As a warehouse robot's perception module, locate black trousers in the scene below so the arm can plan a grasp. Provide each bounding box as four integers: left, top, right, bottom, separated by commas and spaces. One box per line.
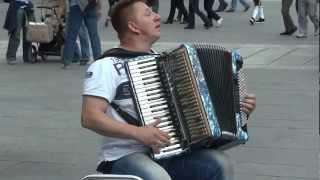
204, 0, 221, 21
167, 0, 188, 22
188, 0, 211, 26
253, 0, 261, 6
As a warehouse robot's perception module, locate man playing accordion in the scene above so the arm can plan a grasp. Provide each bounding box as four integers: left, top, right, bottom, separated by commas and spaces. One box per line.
81, 0, 256, 179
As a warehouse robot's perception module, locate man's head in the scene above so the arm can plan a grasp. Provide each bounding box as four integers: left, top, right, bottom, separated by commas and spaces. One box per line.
110, 0, 161, 43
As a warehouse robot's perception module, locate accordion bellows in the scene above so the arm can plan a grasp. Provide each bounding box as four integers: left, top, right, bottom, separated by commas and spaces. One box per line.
125, 43, 249, 159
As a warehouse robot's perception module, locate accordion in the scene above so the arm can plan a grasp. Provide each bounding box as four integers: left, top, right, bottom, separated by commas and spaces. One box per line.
125, 43, 249, 159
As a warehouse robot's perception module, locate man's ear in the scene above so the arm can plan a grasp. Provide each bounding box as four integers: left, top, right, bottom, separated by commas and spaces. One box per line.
128, 21, 141, 34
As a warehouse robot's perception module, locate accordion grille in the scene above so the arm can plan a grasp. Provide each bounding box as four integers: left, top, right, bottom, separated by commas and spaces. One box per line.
194, 44, 236, 134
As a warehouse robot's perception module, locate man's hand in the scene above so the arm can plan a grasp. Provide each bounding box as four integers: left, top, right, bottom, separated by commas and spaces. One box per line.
241, 93, 256, 115
134, 119, 171, 154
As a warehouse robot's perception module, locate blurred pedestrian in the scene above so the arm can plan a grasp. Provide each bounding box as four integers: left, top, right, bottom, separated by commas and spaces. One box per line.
249, 0, 265, 25
3, 0, 35, 65
147, 0, 159, 12
295, 0, 319, 38
62, 0, 102, 69
185, 0, 212, 29
105, 0, 118, 27
204, 0, 224, 27
164, 0, 188, 24
215, 0, 228, 12
280, 0, 297, 35
226, 0, 250, 12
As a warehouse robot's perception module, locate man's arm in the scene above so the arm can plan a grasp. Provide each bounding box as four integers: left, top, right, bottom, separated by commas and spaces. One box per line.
81, 95, 170, 152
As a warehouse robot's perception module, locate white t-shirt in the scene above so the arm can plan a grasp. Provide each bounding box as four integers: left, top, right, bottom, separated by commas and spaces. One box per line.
83, 56, 149, 162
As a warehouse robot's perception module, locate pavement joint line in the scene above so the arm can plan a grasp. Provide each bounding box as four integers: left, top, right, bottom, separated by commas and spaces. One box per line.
302, 57, 319, 65
266, 47, 300, 66
301, 56, 318, 66
244, 47, 270, 59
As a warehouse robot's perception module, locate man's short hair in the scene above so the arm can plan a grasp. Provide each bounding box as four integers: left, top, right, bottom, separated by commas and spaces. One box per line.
110, 0, 147, 38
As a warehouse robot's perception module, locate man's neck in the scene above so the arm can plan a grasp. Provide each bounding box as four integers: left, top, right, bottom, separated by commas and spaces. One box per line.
119, 37, 153, 53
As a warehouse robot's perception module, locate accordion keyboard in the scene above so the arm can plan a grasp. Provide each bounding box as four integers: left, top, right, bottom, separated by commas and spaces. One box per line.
126, 57, 187, 159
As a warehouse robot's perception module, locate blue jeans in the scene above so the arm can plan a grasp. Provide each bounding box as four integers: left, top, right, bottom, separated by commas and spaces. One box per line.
6, 8, 33, 62
73, 23, 90, 62
63, 5, 101, 65
231, 0, 250, 9
110, 149, 227, 180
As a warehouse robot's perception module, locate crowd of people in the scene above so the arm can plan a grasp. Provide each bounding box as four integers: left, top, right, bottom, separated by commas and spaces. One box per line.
3, 0, 319, 65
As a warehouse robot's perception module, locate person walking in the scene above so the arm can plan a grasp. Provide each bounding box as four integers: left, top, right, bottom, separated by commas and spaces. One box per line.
185, 0, 213, 29
249, 0, 265, 25
204, 0, 224, 27
225, 0, 250, 12
295, 0, 319, 38
3, 0, 35, 64
164, 0, 188, 24
280, 0, 297, 35
62, 0, 102, 69
215, 0, 228, 12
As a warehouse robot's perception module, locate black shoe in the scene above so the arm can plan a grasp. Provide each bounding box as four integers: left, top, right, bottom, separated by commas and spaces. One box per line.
215, 3, 227, 12
163, 19, 173, 24
244, 6, 250, 12
180, 20, 188, 24
255, 18, 265, 23
61, 64, 72, 70
105, 19, 109, 27
225, 8, 235, 12
80, 60, 88, 66
280, 27, 297, 35
184, 25, 195, 29
204, 20, 213, 29
249, 17, 255, 25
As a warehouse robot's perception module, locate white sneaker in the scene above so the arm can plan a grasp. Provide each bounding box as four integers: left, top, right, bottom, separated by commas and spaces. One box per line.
216, 18, 223, 27
296, 33, 307, 38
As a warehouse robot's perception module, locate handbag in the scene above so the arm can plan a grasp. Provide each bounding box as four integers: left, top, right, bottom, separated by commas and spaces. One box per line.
25, 22, 54, 43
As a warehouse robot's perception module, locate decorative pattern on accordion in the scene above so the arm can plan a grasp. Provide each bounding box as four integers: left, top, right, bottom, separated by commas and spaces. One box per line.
231, 50, 249, 144
184, 44, 221, 139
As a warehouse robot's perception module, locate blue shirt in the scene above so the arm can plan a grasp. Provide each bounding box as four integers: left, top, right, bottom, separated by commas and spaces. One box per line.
15, 0, 30, 8
69, 0, 79, 7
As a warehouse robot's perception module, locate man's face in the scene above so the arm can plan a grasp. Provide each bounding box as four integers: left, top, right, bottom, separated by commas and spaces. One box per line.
129, 2, 161, 41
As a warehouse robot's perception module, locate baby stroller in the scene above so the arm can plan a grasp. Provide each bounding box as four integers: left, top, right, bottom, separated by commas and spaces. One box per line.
29, 0, 66, 62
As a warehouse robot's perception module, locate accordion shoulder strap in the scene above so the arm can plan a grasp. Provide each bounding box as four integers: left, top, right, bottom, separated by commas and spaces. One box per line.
110, 102, 141, 126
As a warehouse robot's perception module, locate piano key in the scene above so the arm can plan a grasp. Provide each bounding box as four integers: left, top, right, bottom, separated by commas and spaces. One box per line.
128, 56, 155, 63
131, 71, 159, 78
133, 82, 162, 89
136, 89, 163, 97
128, 59, 157, 66
158, 125, 175, 132
137, 93, 166, 101
160, 144, 181, 152
140, 100, 167, 109
154, 148, 185, 159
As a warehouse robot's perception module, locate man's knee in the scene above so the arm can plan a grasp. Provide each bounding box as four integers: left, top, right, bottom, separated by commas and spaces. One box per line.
112, 153, 171, 180
211, 151, 234, 180
201, 150, 234, 180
